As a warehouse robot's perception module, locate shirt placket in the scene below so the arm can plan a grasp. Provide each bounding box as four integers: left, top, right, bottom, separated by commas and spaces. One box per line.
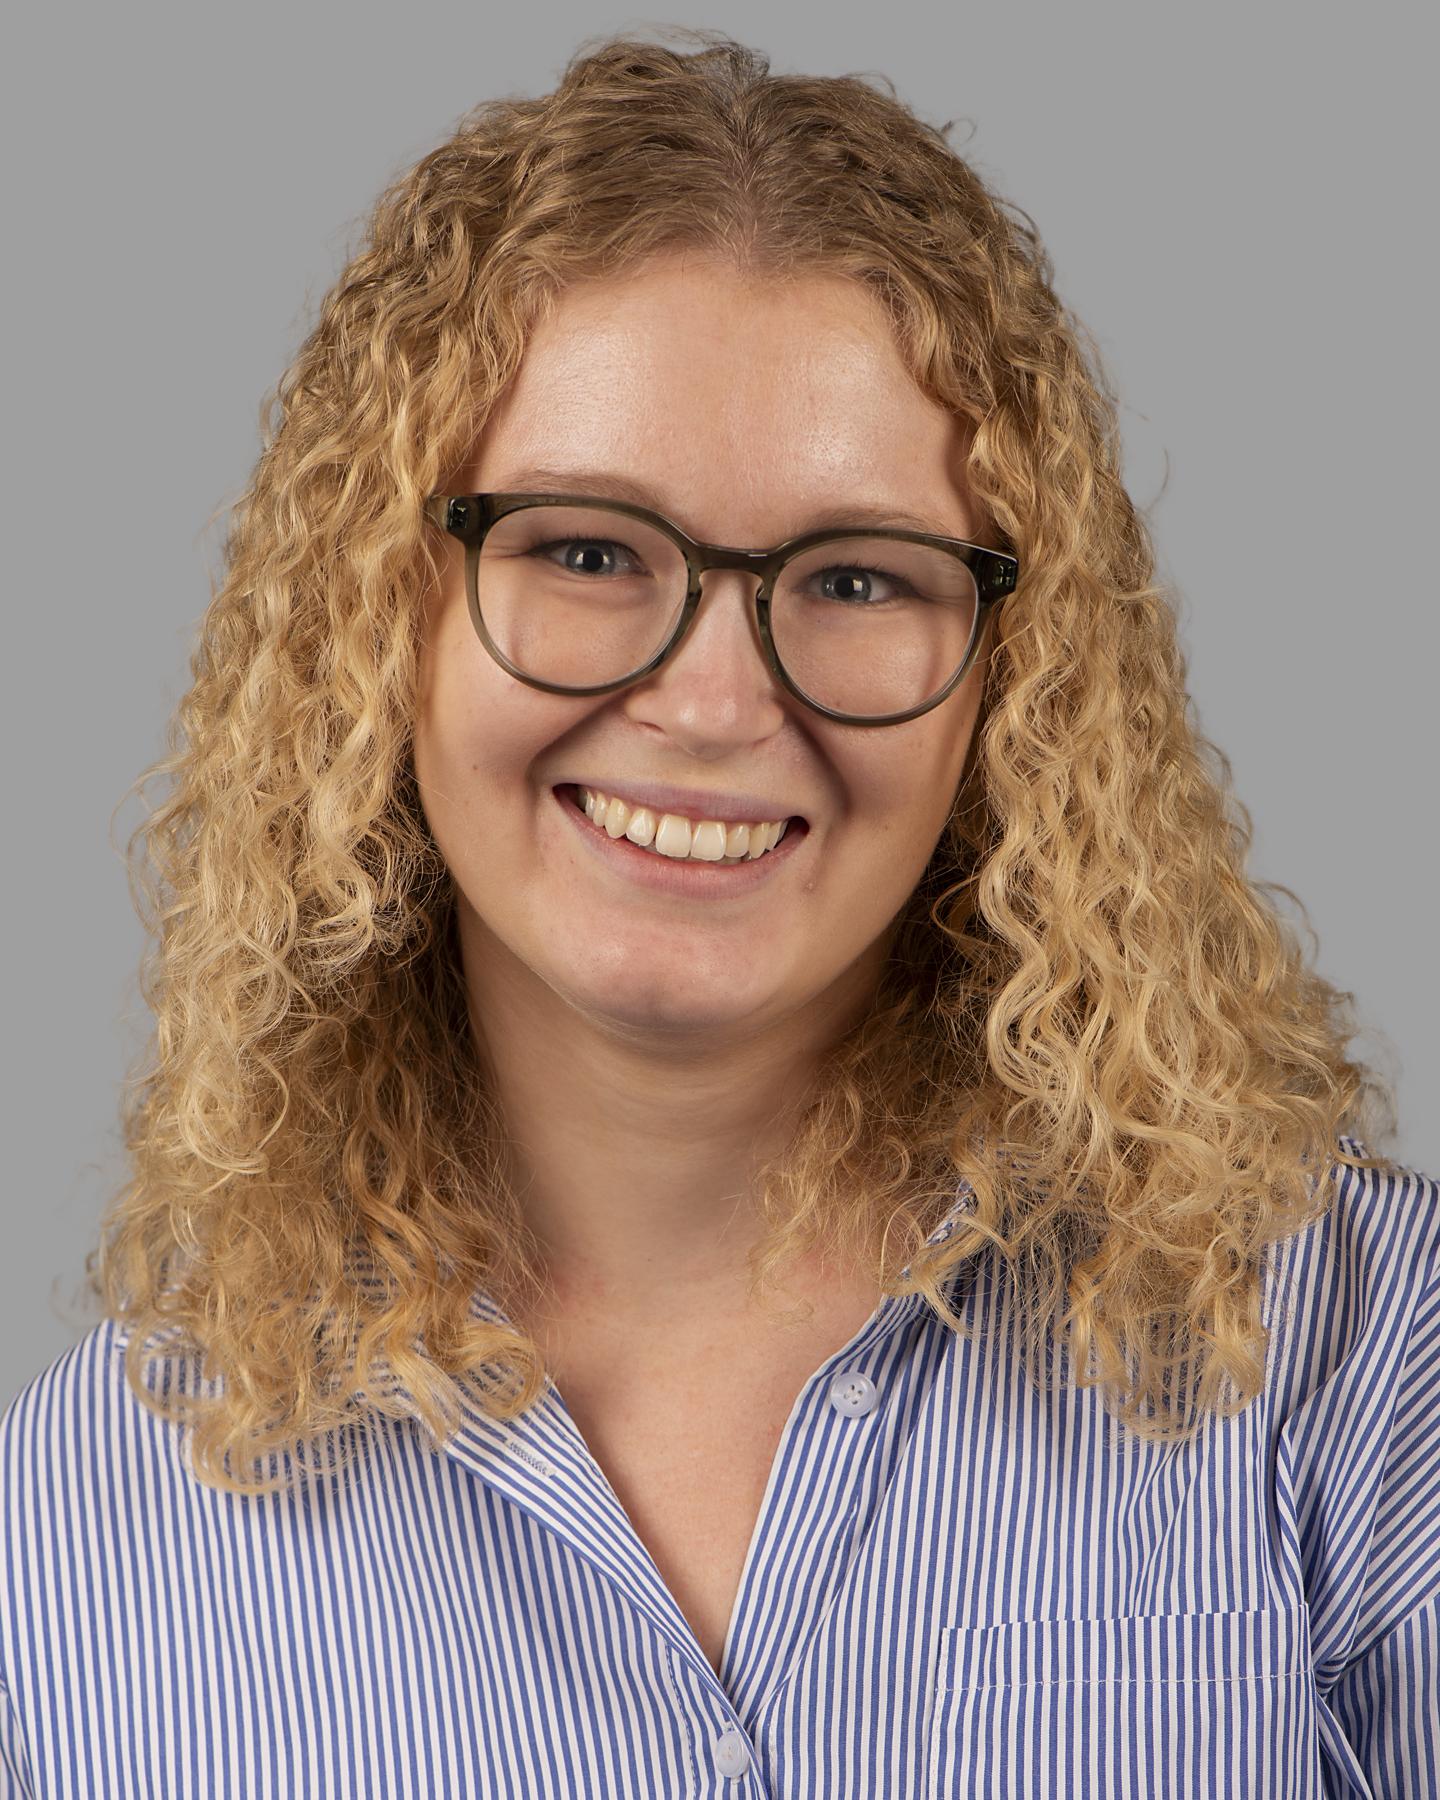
421, 1187, 977, 1748
711, 1288, 945, 1724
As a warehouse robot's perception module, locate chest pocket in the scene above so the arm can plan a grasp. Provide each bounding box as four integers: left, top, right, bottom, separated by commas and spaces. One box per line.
925, 1603, 1320, 1799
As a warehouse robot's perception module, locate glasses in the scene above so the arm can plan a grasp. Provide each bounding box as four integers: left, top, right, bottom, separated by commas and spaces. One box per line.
423, 491, 1019, 726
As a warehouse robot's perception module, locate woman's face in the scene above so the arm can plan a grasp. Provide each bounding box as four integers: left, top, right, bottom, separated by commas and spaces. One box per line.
415, 253, 994, 1045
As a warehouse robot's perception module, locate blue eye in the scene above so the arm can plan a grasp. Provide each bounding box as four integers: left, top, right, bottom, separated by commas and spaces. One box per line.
805, 562, 914, 605
534, 538, 648, 577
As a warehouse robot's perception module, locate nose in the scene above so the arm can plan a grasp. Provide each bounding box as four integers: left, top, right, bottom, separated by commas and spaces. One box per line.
622, 564, 786, 741
677, 562, 780, 680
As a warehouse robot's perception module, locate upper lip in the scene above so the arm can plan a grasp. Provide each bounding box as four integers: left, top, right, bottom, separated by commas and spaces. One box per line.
558, 780, 808, 827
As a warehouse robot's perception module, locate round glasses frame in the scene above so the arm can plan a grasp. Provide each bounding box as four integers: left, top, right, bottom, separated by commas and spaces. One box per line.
423, 491, 1020, 727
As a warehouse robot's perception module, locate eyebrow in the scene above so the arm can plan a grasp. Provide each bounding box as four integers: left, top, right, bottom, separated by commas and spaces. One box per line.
490, 466, 971, 542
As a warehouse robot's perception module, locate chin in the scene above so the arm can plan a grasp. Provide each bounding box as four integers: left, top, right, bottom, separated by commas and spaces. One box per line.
560, 967, 783, 1040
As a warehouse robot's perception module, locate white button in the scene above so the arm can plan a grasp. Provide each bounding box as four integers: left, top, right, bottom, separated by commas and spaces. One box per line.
828, 1369, 878, 1416
712, 1724, 753, 1779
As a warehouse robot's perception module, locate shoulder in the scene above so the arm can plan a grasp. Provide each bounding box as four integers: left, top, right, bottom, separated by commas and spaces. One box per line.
0, 1315, 198, 1572
0, 1318, 149, 1525
1265, 1134, 1440, 1351
1263, 1133, 1440, 1502
0, 1316, 216, 1699
0, 1314, 128, 1454
1264, 1139, 1440, 1696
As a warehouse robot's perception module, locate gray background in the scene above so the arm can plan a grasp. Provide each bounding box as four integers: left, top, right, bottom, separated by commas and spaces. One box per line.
4, 1, 1434, 1404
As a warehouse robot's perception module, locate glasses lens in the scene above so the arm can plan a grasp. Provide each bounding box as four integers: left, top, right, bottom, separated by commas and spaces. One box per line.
473, 505, 980, 719
770, 536, 978, 720
475, 503, 687, 689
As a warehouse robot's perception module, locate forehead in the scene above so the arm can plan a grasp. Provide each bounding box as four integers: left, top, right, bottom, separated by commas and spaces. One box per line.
469, 258, 977, 543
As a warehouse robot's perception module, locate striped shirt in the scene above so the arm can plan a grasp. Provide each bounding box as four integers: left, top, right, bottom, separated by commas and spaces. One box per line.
1, 1135, 1437, 1797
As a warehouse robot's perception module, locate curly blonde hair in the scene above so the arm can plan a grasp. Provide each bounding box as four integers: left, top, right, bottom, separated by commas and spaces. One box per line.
82, 27, 1399, 1496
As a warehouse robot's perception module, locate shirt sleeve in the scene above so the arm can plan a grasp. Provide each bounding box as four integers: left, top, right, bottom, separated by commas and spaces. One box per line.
0, 1682, 34, 1800
1318, 1249, 1440, 1795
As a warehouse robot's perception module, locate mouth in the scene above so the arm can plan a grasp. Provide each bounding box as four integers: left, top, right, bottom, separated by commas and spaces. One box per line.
551, 783, 810, 892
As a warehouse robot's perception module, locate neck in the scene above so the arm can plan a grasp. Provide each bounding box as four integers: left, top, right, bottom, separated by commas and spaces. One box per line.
455, 902, 891, 1333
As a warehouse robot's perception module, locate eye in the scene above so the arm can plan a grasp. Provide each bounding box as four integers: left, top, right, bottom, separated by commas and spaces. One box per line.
806, 561, 914, 605
533, 537, 650, 578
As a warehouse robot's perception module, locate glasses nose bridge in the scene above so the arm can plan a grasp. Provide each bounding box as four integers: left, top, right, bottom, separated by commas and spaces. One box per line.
681, 541, 775, 635
692, 541, 775, 589
667, 541, 776, 684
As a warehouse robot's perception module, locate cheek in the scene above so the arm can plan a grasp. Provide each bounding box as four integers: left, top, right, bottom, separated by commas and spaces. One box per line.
418, 594, 507, 763
414, 622, 591, 842
850, 721, 971, 836
413, 648, 471, 813
843, 737, 970, 892
866, 794, 950, 891
413, 639, 513, 862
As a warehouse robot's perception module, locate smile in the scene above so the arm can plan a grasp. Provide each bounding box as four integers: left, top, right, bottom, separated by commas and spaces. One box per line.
553, 785, 810, 896
574, 784, 794, 862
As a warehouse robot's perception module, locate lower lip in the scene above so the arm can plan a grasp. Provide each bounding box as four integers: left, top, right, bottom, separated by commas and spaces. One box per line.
552, 785, 810, 898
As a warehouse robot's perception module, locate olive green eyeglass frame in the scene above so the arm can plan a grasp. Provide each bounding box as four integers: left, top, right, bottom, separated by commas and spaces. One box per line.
423, 491, 1020, 727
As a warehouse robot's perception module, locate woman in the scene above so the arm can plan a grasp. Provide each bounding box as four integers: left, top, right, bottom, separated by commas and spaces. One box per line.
1, 29, 1435, 1799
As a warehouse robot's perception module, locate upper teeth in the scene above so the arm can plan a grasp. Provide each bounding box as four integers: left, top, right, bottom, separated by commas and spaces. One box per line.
578, 786, 791, 862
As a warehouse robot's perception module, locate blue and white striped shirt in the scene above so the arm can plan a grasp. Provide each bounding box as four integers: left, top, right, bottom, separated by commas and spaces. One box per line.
2, 1135, 1437, 1797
